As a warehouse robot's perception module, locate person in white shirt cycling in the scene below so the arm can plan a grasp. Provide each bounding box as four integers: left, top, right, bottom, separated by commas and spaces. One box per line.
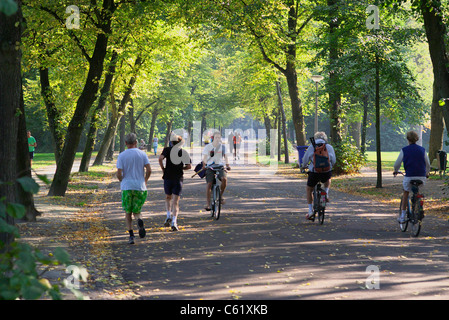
202, 132, 231, 211
301, 132, 336, 220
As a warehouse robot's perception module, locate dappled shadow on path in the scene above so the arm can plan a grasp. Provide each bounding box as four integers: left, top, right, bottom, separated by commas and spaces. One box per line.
101, 164, 449, 300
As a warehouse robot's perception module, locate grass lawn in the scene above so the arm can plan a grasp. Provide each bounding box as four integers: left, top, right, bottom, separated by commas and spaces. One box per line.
32, 152, 98, 169
365, 151, 399, 171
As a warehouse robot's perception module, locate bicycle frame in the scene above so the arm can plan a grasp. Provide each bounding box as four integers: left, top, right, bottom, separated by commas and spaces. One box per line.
395, 172, 425, 237
207, 164, 224, 220
300, 167, 326, 224
312, 183, 326, 224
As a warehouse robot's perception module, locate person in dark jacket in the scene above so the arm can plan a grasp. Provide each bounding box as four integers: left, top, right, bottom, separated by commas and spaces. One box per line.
394, 131, 430, 223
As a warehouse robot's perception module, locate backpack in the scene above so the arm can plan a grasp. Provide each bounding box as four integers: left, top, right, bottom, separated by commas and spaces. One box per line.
311, 137, 330, 173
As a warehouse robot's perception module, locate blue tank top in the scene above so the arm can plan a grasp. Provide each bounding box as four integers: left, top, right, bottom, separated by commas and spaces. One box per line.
402, 144, 426, 177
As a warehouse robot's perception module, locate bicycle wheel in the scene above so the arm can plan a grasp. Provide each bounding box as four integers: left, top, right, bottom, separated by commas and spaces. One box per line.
410, 201, 421, 237
213, 185, 221, 220
210, 186, 216, 218
398, 197, 408, 232
317, 209, 325, 225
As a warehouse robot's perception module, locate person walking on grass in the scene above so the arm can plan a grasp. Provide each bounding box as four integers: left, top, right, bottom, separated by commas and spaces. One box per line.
117, 133, 152, 244
159, 133, 191, 231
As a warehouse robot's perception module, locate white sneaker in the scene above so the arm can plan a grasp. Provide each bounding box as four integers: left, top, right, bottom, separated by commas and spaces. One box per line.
171, 222, 179, 231
398, 214, 407, 223
306, 210, 314, 220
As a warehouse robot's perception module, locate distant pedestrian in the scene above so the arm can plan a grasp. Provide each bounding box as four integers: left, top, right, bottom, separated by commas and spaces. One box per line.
27, 131, 37, 166
116, 133, 152, 244
233, 133, 241, 160
139, 139, 146, 150
228, 131, 234, 156
158, 133, 191, 231
152, 136, 159, 155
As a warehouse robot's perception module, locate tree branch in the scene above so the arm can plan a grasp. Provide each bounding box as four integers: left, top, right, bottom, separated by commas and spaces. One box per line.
38, 6, 91, 62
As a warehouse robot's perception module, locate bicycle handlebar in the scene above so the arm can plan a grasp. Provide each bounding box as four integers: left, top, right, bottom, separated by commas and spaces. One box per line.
191, 164, 230, 178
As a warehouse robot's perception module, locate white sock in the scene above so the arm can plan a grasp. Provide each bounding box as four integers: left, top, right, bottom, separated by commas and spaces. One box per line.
172, 216, 177, 224
166, 211, 171, 219
308, 204, 313, 213
325, 188, 329, 195
401, 210, 406, 216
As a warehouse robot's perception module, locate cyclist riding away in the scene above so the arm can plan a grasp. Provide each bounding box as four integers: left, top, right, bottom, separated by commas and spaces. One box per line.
393, 131, 430, 223
301, 132, 336, 220
202, 131, 231, 211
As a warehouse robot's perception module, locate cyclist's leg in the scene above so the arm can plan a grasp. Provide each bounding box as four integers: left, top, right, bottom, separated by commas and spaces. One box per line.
205, 169, 214, 210
321, 171, 332, 201
400, 178, 411, 222
218, 170, 227, 203
306, 173, 318, 218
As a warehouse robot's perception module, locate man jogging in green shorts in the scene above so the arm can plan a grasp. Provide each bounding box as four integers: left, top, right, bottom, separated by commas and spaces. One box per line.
117, 133, 152, 244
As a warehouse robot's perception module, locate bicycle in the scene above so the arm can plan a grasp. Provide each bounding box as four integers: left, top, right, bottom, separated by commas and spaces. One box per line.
394, 171, 425, 237
301, 168, 327, 225
208, 164, 225, 220
193, 163, 226, 220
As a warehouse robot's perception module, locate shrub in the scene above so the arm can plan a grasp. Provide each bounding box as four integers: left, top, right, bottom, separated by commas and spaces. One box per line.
333, 138, 366, 175
0, 176, 86, 300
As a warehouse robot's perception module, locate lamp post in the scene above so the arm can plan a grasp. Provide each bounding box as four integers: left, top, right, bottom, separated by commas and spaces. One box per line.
311, 75, 324, 133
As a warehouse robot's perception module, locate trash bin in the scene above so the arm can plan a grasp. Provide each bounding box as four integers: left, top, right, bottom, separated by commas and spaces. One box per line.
296, 145, 308, 167
438, 150, 447, 173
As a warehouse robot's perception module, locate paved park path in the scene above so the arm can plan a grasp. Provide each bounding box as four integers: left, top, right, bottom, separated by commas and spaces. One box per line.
99, 159, 449, 300
27, 156, 449, 301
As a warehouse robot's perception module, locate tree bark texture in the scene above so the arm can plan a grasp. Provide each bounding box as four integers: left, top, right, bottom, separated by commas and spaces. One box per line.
48, 0, 115, 196
79, 50, 118, 172
421, 0, 449, 129
0, 0, 23, 249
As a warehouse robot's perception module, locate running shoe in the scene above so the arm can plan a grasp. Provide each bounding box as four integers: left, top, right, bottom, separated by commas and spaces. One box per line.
128, 236, 135, 244
164, 217, 172, 227
171, 222, 179, 232
137, 219, 146, 238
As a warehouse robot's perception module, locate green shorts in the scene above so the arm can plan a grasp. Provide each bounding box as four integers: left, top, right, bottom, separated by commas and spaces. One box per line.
121, 190, 147, 214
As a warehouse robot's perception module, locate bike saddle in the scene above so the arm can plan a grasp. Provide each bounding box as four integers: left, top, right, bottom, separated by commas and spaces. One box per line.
410, 180, 423, 186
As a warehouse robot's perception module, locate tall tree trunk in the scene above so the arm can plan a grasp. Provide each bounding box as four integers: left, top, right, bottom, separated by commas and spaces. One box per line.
39, 67, 64, 163
93, 55, 142, 165
165, 119, 173, 147
17, 81, 40, 222
327, 0, 342, 144
129, 98, 135, 134
375, 54, 382, 188
79, 50, 118, 172
0, 0, 22, 249
428, 80, 445, 162
48, 0, 115, 196
285, 2, 306, 146
119, 115, 125, 153
361, 94, 369, 154
106, 134, 115, 160
285, 68, 306, 146
276, 81, 289, 164
421, 0, 449, 129
255, 1, 308, 146
148, 107, 159, 150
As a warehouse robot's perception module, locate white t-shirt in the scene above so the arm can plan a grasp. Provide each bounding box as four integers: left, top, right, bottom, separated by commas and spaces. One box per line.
116, 148, 150, 191
202, 143, 226, 165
